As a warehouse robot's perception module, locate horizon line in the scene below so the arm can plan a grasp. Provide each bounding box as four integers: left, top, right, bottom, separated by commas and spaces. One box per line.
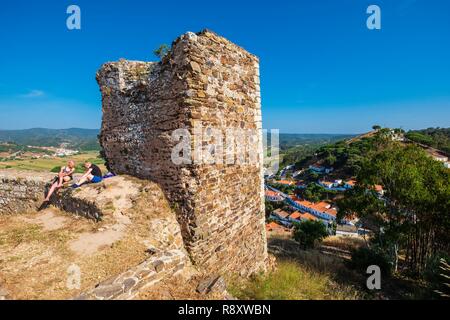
0, 127, 362, 135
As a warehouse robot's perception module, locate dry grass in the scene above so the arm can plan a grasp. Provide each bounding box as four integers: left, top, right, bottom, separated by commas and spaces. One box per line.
137, 274, 227, 300
0, 176, 183, 300
0, 204, 153, 299
229, 259, 363, 300
322, 236, 367, 252
227, 235, 368, 300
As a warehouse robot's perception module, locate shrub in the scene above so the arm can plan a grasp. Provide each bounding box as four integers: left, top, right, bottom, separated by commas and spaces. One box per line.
424, 252, 450, 298
50, 166, 61, 173
74, 164, 86, 174
347, 247, 392, 277
293, 220, 328, 249
424, 252, 450, 284
434, 258, 450, 299
153, 44, 170, 60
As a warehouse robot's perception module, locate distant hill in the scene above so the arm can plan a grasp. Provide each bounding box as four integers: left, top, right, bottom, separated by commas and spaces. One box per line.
278, 133, 356, 150
291, 128, 396, 178
0, 128, 100, 151
292, 127, 450, 178
276, 134, 356, 167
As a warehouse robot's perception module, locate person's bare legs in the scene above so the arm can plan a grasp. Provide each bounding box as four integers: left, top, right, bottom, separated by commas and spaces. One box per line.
76, 174, 93, 186
44, 181, 59, 202
58, 175, 71, 188
57, 172, 65, 187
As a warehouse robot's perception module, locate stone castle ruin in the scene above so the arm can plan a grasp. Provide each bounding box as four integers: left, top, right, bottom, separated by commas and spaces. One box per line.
97, 30, 267, 276
0, 30, 268, 299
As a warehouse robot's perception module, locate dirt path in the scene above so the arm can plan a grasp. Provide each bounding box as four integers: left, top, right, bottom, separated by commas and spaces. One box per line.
0, 175, 180, 300
20, 209, 69, 231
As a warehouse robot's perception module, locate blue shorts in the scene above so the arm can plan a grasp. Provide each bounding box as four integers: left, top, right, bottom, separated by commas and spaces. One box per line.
91, 176, 103, 183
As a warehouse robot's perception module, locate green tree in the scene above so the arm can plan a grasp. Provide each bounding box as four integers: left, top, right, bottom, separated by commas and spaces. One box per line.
293, 220, 328, 249
337, 144, 450, 274
372, 125, 382, 131
348, 247, 392, 277
153, 44, 170, 60
50, 166, 61, 173
265, 199, 284, 219
324, 154, 337, 166
301, 183, 335, 202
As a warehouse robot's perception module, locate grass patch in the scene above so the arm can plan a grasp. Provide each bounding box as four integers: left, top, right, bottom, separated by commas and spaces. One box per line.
0, 224, 46, 246
0, 151, 106, 173
229, 259, 363, 300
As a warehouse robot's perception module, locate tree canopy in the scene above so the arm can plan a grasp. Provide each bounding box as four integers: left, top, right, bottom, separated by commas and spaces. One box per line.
293, 220, 328, 249
337, 143, 450, 274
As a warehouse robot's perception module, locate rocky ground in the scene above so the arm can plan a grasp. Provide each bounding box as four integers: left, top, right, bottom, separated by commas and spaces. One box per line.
0, 175, 189, 299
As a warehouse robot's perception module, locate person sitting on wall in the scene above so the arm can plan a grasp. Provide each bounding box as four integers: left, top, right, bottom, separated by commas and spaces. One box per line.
43, 160, 76, 202
71, 161, 103, 188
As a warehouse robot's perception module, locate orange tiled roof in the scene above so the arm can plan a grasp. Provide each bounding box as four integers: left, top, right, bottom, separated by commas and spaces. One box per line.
311, 201, 337, 217
289, 209, 318, 221
265, 189, 279, 197
289, 211, 301, 220
266, 222, 290, 233
301, 212, 318, 221
275, 180, 295, 186
346, 180, 356, 186
374, 185, 383, 192
266, 222, 279, 230
273, 208, 290, 219
290, 196, 337, 217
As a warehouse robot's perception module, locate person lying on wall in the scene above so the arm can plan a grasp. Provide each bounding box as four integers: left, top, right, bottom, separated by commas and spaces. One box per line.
71, 161, 103, 189
43, 160, 76, 203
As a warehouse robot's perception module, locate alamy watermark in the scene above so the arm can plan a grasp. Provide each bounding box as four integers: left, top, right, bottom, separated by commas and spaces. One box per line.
170, 123, 280, 172
367, 5, 381, 30
366, 265, 381, 290
64, 5, 381, 32
66, 5, 81, 30
66, 263, 81, 290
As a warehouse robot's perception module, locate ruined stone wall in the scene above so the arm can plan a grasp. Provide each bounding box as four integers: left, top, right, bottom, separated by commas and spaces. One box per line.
98, 30, 267, 276
0, 170, 102, 219
77, 249, 188, 300
0, 170, 53, 215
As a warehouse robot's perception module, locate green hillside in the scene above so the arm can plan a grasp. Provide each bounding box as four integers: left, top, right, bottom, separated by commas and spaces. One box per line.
405, 128, 450, 155
0, 128, 100, 151
276, 134, 356, 166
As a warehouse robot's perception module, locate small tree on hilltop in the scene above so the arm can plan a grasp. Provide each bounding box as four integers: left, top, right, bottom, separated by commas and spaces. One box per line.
153, 44, 170, 60
372, 125, 382, 131
293, 220, 328, 249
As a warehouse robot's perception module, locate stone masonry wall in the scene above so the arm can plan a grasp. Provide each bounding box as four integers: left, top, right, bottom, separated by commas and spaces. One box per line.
76, 249, 188, 300
0, 170, 102, 220
97, 30, 267, 276
0, 170, 53, 215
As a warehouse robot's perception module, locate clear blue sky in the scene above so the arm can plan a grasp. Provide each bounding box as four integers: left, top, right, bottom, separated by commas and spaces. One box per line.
0, 0, 449, 133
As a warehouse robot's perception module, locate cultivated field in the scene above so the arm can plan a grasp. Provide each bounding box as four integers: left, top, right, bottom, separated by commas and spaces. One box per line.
0, 151, 106, 173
